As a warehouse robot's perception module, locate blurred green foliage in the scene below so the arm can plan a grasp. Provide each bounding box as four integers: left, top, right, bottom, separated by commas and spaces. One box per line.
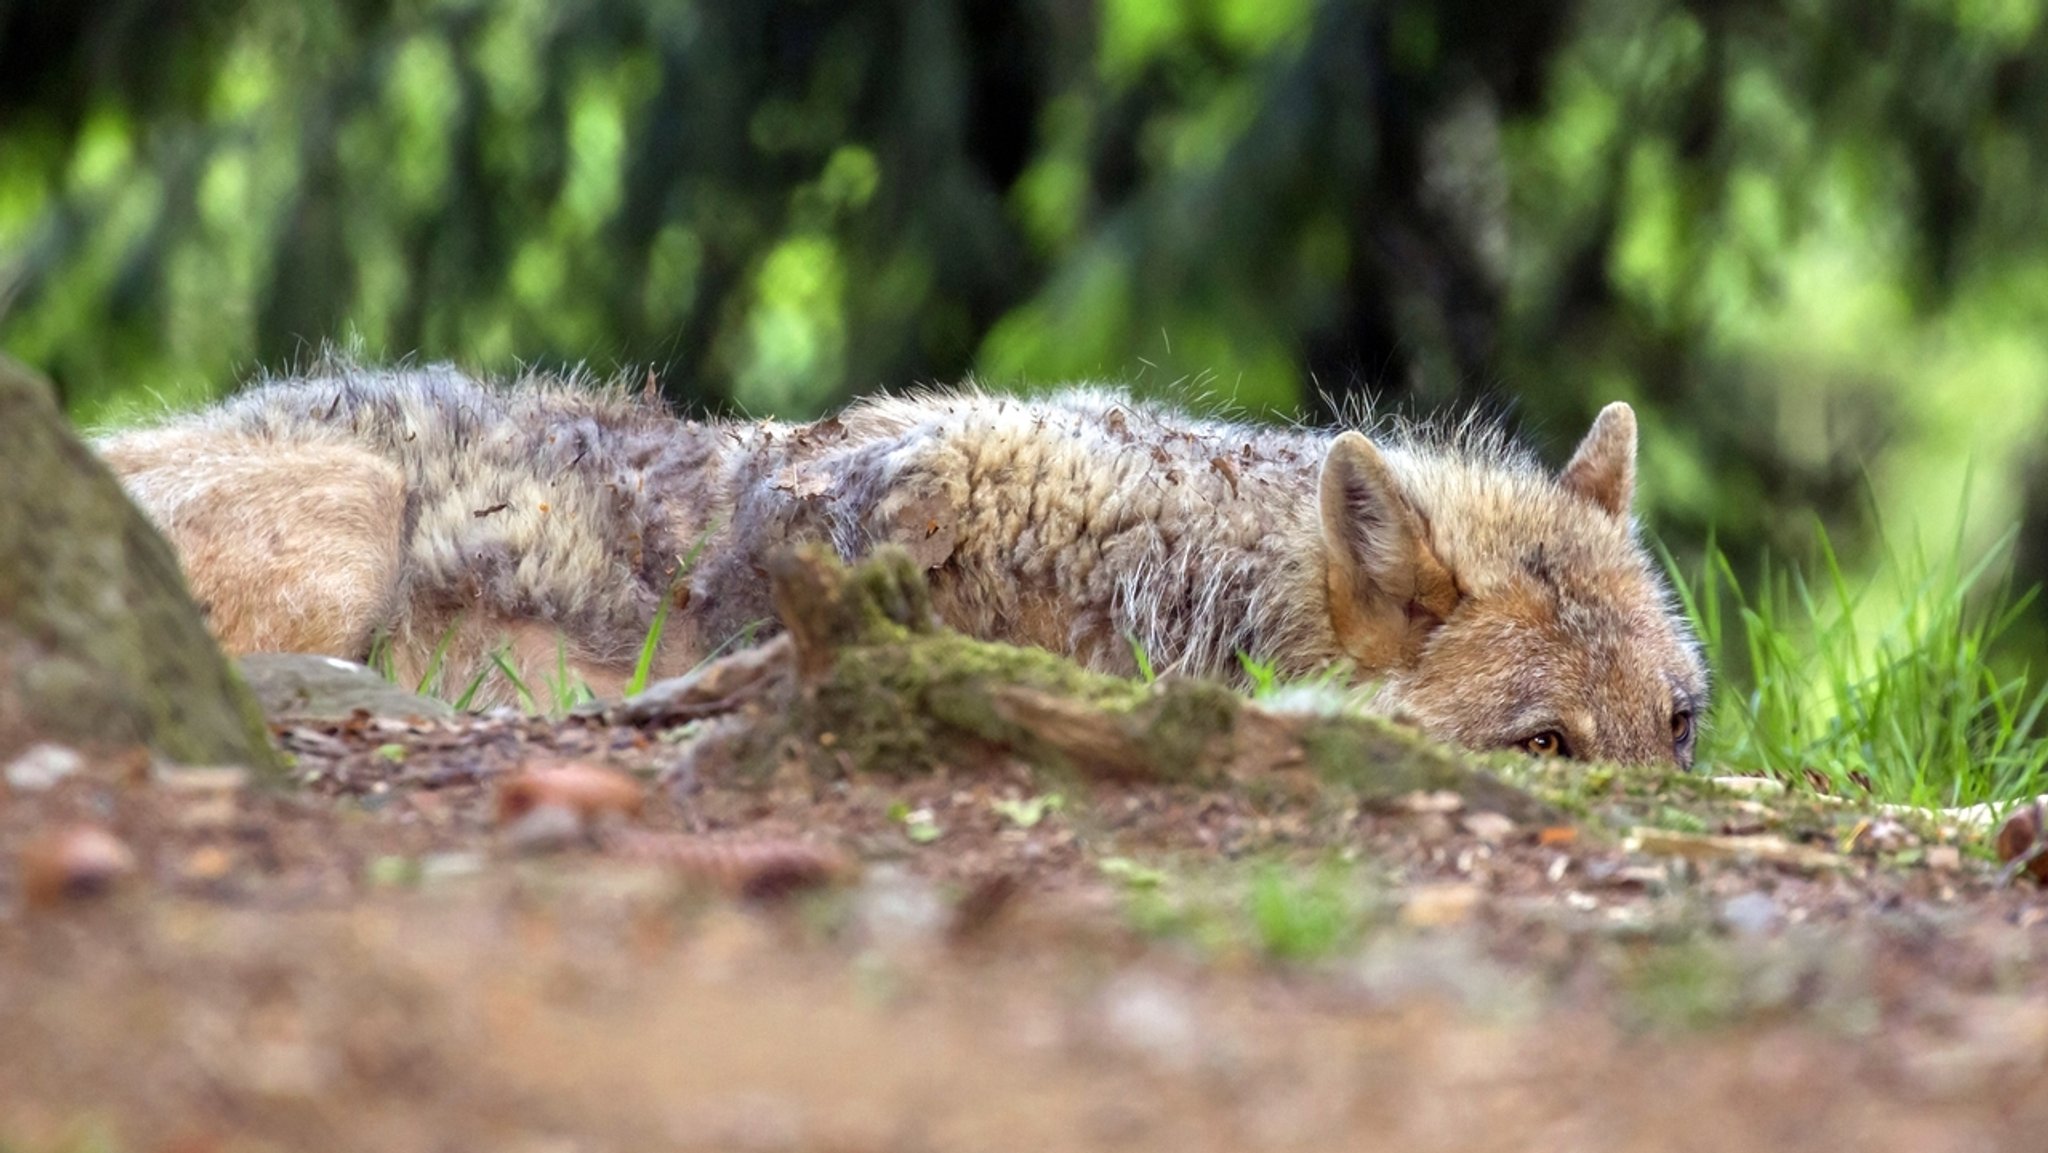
6, 0, 2048, 590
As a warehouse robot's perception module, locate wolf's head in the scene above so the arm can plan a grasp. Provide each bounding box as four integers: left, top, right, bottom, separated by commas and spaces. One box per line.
1317, 403, 1708, 768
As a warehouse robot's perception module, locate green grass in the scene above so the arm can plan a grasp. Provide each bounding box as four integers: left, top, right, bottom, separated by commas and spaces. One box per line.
365, 632, 575, 715
625, 529, 715, 698
370, 612, 765, 718
449, 658, 496, 712
413, 624, 461, 697
1670, 515, 2048, 809
1246, 863, 1372, 962
360, 532, 739, 717
1116, 856, 1378, 964
486, 649, 539, 712
367, 619, 464, 697
1127, 633, 1157, 684
544, 638, 599, 714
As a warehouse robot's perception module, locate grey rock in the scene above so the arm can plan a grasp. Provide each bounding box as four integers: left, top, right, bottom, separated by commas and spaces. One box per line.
237, 653, 455, 722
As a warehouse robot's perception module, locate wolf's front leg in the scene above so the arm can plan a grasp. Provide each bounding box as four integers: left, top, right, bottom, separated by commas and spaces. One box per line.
100, 434, 407, 660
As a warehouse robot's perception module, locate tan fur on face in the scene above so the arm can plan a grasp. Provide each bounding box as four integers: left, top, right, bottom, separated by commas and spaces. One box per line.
1364, 406, 1706, 766
1318, 431, 1460, 674
1387, 554, 1702, 766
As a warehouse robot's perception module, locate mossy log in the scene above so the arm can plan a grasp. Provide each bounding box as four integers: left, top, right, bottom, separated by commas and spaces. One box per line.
0, 356, 279, 774
611, 545, 1551, 822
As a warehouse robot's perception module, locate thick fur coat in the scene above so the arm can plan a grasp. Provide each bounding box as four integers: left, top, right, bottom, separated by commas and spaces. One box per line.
97, 363, 1708, 767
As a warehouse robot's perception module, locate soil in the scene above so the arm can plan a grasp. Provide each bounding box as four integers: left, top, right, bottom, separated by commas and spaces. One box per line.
4, 695, 2048, 1153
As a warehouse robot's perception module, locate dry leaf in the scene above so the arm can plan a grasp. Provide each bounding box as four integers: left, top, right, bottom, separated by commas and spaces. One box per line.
495, 761, 645, 825
20, 824, 137, 908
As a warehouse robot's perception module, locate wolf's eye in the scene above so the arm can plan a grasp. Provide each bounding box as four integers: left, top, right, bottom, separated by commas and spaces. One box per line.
1671, 710, 1694, 746
1520, 731, 1570, 758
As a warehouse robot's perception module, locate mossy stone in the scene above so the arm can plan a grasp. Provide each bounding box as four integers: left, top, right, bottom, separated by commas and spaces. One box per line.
0, 356, 280, 774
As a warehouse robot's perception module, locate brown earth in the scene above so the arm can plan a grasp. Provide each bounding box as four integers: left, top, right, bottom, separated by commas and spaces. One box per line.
3, 695, 2048, 1153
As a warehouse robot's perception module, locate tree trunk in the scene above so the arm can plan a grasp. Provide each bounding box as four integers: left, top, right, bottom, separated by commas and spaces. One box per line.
0, 356, 279, 774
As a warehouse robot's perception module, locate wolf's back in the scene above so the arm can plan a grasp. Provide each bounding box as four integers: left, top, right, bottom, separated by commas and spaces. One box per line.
694, 388, 1341, 677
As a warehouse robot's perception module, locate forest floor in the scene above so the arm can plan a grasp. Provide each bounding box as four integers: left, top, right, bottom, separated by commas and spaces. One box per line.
6, 688, 2048, 1153
7, 543, 2048, 1153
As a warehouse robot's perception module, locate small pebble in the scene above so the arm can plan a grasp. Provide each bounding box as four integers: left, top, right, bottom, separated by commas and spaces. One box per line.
419, 852, 487, 882
1717, 891, 1783, 937
1461, 812, 1517, 844
1096, 973, 1200, 1069
1396, 790, 1465, 815
1401, 882, 1485, 928
850, 865, 946, 951
4, 743, 84, 792
500, 803, 589, 855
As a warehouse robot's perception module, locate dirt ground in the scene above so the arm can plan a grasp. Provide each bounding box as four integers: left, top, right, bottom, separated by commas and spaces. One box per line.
4, 702, 2048, 1153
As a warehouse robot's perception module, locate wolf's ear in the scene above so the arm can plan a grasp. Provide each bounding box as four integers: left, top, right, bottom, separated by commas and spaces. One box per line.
1319, 432, 1458, 669
1559, 402, 1637, 517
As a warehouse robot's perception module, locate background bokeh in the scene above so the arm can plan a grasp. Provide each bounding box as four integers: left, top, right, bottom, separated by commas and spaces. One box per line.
4, 0, 2046, 591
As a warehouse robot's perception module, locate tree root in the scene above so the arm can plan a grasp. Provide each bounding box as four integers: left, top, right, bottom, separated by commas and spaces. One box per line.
595, 545, 1553, 822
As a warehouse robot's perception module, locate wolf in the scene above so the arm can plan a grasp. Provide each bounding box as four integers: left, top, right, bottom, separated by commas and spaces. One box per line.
95, 362, 1707, 767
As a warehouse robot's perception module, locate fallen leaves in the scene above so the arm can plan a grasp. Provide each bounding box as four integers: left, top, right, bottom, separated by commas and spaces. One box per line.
494, 760, 646, 826
889, 803, 943, 844
991, 792, 1064, 829
484, 759, 852, 897
181, 844, 235, 883
492, 760, 649, 854
604, 830, 853, 900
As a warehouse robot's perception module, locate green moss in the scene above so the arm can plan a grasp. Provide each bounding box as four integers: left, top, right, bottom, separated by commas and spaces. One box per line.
810, 630, 1231, 781
1130, 679, 1242, 777
811, 626, 1149, 776
1299, 716, 1556, 822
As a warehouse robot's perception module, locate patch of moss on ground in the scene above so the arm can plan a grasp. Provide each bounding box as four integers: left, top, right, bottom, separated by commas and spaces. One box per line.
816, 632, 1145, 775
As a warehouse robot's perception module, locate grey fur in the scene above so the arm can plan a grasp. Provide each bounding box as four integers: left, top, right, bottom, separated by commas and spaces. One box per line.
98, 363, 1707, 766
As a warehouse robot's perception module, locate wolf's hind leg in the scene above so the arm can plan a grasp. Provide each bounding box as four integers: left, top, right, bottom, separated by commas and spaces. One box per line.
104, 435, 407, 658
